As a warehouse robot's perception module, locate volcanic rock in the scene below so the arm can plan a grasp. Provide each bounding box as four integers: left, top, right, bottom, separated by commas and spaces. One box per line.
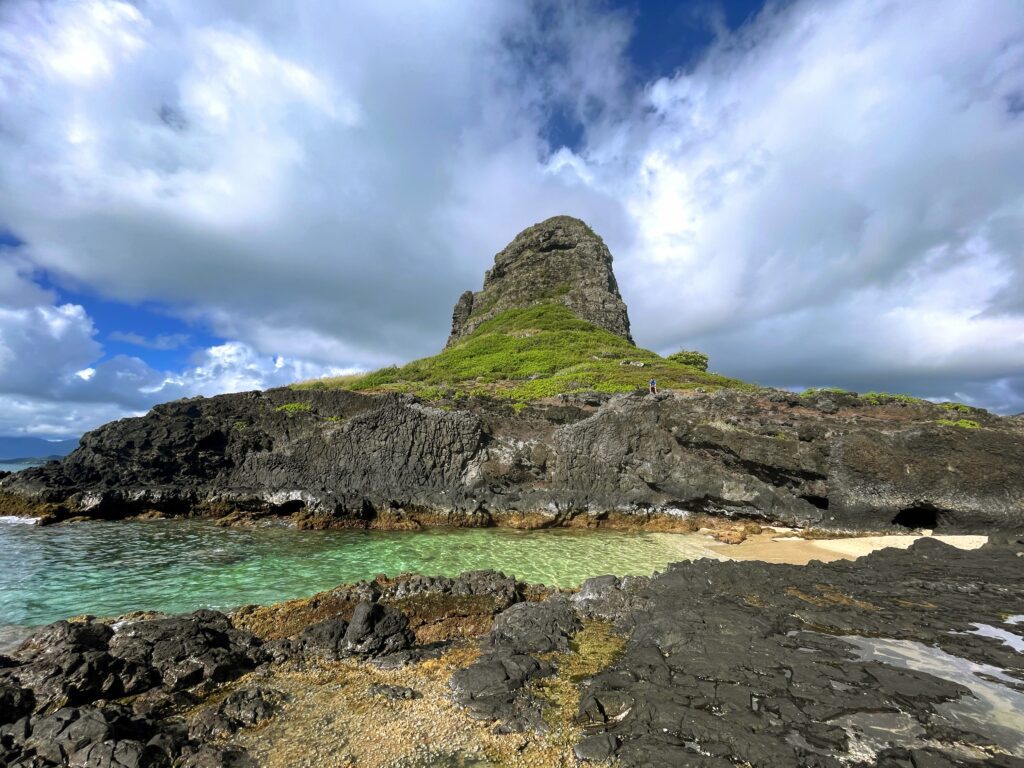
447, 215, 632, 345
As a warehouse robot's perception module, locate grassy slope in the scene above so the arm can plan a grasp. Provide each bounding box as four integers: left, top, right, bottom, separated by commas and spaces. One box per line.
294, 304, 754, 403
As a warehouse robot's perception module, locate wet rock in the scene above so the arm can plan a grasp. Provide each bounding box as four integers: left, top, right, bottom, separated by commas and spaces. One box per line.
342, 602, 413, 657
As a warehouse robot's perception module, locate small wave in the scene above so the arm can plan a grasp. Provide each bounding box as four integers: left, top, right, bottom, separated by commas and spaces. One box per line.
0, 624, 34, 654
0, 516, 37, 526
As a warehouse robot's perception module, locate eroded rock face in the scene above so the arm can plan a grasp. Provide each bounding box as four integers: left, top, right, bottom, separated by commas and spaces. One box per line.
446, 216, 633, 345
3, 387, 1022, 533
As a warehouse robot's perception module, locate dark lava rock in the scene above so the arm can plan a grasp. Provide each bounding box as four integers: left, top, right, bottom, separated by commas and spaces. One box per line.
219, 686, 280, 727
485, 595, 580, 655
178, 744, 255, 768
571, 574, 649, 624
107, 610, 261, 690
447, 593, 583, 732
342, 602, 414, 657
68, 738, 156, 768
449, 653, 554, 732
298, 617, 349, 658
25, 705, 152, 765
187, 686, 280, 740
564, 540, 1024, 767
6, 620, 153, 711
0, 611, 265, 768
0, 680, 34, 724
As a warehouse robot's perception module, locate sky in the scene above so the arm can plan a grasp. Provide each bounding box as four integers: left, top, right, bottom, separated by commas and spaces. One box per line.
0, 0, 1022, 439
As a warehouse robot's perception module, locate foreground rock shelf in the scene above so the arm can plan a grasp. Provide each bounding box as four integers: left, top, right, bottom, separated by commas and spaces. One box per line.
1, 538, 1022, 767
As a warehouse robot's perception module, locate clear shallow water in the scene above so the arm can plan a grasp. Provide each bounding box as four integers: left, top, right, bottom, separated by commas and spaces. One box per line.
0, 518, 721, 636
0, 461, 43, 472
844, 636, 1024, 755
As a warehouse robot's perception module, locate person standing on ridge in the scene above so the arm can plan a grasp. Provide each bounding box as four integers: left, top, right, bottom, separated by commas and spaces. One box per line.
649, 378, 657, 395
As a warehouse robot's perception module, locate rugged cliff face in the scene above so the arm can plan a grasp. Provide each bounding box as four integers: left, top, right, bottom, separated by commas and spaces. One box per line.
2, 386, 1022, 532
447, 216, 632, 346
2, 215, 1022, 533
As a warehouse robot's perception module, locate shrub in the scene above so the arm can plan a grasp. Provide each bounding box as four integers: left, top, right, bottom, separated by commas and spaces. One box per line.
666, 350, 709, 371
940, 402, 974, 413
859, 392, 927, 406
801, 387, 854, 397
292, 304, 752, 402
275, 402, 312, 414
936, 418, 981, 429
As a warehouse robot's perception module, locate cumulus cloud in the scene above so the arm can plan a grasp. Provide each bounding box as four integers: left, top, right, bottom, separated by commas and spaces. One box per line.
108, 331, 189, 350
0, 269, 352, 436
576, 0, 1024, 410
0, 0, 1022, 435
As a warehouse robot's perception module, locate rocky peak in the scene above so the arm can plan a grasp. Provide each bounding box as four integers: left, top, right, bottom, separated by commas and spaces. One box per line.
447, 215, 633, 346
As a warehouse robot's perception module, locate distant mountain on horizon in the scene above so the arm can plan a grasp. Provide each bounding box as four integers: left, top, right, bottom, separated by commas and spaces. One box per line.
0, 436, 78, 461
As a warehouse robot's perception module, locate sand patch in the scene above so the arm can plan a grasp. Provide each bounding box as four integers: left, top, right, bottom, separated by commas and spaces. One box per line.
709, 530, 987, 565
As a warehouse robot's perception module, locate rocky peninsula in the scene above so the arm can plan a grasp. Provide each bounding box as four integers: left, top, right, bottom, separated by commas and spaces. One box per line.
1, 218, 1022, 534
0, 216, 1022, 766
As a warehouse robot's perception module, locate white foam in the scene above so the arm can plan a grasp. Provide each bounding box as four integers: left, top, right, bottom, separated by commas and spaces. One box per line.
0, 515, 37, 525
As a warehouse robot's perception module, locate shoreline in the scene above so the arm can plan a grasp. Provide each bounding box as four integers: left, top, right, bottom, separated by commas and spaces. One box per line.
704, 527, 989, 564
1, 538, 1021, 767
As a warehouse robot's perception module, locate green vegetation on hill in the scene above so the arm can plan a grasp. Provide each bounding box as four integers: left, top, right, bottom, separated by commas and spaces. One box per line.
294, 304, 752, 403
800, 387, 980, 412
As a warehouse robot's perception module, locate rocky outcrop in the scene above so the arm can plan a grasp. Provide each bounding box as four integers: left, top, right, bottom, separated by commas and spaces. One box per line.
456, 539, 1024, 765
447, 215, 633, 345
0, 609, 267, 767
572, 539, 1024, 766
2, 542, 1023, 766
2, 386, 1022, 533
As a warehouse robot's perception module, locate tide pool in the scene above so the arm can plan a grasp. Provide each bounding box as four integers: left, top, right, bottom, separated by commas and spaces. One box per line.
0, 518, 722, 637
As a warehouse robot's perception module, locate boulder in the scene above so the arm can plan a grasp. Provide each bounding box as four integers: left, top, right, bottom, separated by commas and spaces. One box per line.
485, 596, 580, 655
342, 602, 413, 657
108, 610, 261, 690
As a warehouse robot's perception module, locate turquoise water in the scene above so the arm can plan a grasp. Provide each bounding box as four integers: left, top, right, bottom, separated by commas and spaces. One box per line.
0, 518, 720, 637
0, 461, 43, 472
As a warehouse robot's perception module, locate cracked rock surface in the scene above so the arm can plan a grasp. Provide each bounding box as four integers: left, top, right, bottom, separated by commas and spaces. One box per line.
3, 386, 1022, 534
570, 538, 1024, 767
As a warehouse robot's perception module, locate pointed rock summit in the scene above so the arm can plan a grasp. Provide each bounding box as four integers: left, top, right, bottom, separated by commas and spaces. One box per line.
447, 215, 633, 347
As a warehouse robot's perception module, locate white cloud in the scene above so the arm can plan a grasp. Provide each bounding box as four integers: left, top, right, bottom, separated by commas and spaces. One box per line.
573, 0, 1024, 410
108, 331, 189, 350
0, 275, 352, 436
0, 0, 1022, 430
